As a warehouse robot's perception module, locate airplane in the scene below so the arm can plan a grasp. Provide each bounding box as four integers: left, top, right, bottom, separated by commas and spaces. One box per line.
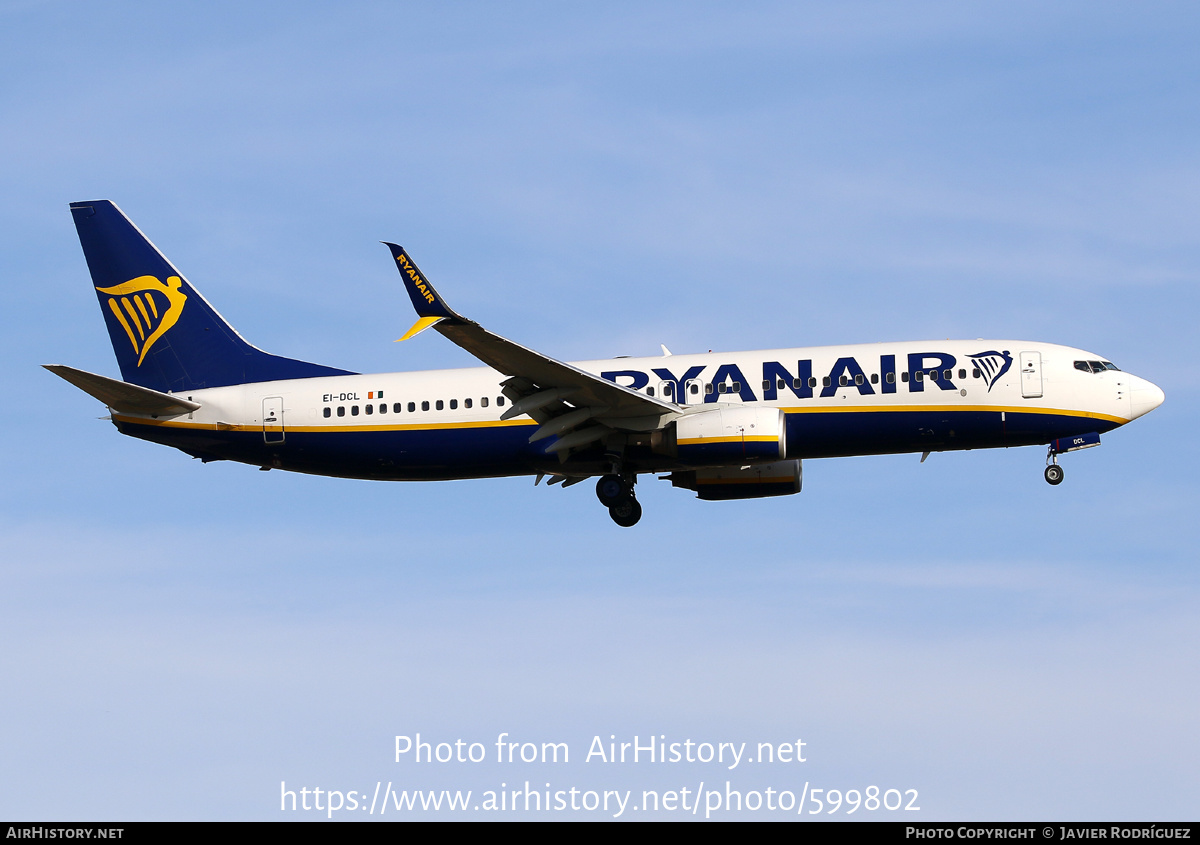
48, 200, 1165, 527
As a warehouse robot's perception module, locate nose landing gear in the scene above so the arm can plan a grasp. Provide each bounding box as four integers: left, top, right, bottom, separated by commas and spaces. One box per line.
1044, 432, 1102, 485
596, 472, 641, 527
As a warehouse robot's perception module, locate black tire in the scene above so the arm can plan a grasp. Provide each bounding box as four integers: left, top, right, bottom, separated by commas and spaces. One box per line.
596, 474, 629, 506
1044, 464, 1064, 485
609, 497, 642, 527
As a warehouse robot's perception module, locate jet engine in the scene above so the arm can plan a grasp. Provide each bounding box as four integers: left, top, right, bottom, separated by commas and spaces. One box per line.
668, 459, 803, 500
655, 406, 788, 466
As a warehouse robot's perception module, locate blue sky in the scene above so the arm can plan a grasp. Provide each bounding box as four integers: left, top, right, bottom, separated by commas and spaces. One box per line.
1, 1, 1196, 820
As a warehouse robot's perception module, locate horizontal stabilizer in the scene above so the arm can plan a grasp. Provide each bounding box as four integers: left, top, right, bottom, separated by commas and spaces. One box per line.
44, 364, 200, 416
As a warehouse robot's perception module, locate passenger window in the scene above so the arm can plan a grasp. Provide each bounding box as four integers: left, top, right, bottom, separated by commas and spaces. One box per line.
732, 382, 741, 391
871, 373, 878, 384
762, 380, 770, 391
943, 369, 952, 380
407, 402, 415, 412
973, 368, 981, 378
808, 377, 817, 388
718, 383, 728, 394
647, 387, 655, 396
823, 377, 831, 387
365, 404, 373, 415
323, 407, 331, 418
436, 400, 444, 410
855, 374, 864, 385
465, 398, 473, 408
450, 399, 458, 409
379, 403, 387, 414
792, 379, 801, 389
914, 371, 923, 382
337, 406, 345, 417
664, 383, 674, 396
421, 401, 429, 411
497, 396, 505, 406
689, 384, 699, 395
394, 403, 402, 413
705, 384, 714, 395
901, 372, 909, 382
886, 372, 895, 384
481, 397, 489, 407
351, 405, 359, 416
958, 369, 966, 379
840, 375, 848, 386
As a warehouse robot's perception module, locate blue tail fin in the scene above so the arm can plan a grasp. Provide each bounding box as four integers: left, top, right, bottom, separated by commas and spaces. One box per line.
70, 200, 355, 392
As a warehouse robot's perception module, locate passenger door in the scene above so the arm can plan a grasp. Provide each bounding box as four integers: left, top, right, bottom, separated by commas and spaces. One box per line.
263, 396, 285, 444
1020, 352, 1043, 399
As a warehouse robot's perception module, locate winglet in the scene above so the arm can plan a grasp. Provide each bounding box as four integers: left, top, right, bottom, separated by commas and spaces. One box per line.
383, 243, 465, 341
398, 315, 445, 342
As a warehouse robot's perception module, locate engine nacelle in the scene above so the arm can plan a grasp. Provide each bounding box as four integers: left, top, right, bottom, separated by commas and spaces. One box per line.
663, 406, 787, 466
669, 460, 803, 500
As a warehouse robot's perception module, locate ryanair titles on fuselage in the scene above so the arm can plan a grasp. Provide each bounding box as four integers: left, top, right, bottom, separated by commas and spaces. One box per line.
594, 347, 1014, 403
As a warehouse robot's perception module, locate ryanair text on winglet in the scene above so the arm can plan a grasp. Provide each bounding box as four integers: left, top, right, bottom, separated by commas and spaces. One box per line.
396, 253, 436, 304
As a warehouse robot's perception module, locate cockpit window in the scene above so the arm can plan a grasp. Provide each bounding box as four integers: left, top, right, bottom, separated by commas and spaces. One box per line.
1075, 360, 1122, 374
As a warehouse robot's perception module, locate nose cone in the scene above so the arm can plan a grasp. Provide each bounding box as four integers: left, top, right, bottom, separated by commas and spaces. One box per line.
1129, 377, 1165, 420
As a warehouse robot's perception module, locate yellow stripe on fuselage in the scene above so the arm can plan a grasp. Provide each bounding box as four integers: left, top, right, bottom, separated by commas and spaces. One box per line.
111, 414, 538, 433
779, 403, 1128, 425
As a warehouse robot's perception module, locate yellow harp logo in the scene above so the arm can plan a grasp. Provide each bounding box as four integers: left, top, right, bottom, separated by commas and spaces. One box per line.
95, 275, 188, 366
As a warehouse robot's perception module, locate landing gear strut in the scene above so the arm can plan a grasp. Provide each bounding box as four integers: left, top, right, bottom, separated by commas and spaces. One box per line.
1044, 446, 1064, 486
596, 472, 641, 526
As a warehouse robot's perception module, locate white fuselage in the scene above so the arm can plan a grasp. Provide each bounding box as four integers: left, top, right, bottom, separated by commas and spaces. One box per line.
109, 339, 1163, 481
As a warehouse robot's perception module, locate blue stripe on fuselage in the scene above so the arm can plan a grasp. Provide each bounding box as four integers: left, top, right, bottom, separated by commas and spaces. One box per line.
114, 406, 1123, 480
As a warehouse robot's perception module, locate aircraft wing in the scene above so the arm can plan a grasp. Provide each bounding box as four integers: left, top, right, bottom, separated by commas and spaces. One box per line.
384, 244, 680, 452
45, 364, 201, 416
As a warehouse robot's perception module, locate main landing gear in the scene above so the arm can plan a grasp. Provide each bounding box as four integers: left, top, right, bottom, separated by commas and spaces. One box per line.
596, 473, 641, 527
